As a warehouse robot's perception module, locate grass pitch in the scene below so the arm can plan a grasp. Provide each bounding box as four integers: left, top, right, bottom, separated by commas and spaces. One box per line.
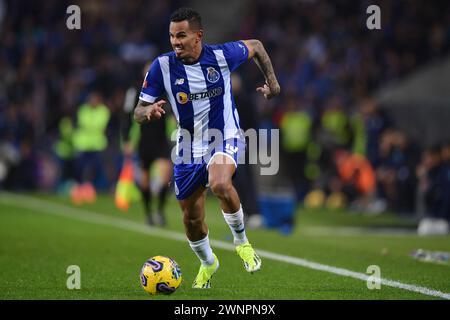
0, 192, 449, 300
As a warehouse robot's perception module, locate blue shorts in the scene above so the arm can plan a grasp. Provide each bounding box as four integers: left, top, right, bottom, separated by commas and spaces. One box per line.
173, 138, 245, 200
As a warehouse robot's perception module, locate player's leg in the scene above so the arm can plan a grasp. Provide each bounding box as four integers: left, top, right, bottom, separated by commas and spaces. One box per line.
154, 158, 172, 226
179, 186, 208, 241
71, 152, 87, 205
139, 161, 153, 225
179, 186, 219, 288
208, 155, 247, 243
208, 154, 262, 272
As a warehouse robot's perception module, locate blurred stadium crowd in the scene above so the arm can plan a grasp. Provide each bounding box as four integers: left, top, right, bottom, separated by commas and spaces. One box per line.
0, 0, 449, 223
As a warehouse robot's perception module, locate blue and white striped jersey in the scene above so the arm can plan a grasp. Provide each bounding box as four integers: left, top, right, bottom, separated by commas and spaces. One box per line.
139, 41, 249, 159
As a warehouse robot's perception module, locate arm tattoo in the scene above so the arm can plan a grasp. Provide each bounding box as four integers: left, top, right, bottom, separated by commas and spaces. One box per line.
134, 100, 151, 124
250, 40, 280, 96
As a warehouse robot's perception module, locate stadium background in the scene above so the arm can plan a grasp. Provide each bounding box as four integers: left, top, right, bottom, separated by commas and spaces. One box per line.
0, 0, 450, 300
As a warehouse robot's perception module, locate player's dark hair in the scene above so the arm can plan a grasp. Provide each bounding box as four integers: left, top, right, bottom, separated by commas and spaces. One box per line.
170, 7, 203, 30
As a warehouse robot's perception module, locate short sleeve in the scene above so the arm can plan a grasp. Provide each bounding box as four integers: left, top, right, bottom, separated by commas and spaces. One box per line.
219, 41, 249, 72
139, 58, 165, 103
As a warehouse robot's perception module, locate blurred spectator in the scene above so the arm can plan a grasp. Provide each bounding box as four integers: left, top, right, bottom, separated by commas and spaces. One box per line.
376, 129, 420, 214
416, 146, 442, 217
439, 142, 450, 221
0, 101, 38, 190
416, 144, 450, 235
318, 95, 351, 152
231, 73, 263, 228
359, 98, 392, 167
71, 91, 110, 203
120, 62, 173, 226
278, 93, 314, 202
333, 149, 376, 208
53, 114, 76, 189
3, 138, 37, 190
391, 131, 420, 213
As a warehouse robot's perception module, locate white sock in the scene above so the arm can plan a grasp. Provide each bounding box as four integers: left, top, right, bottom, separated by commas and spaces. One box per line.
222, 205, 248, 246
188, 234, 215, 266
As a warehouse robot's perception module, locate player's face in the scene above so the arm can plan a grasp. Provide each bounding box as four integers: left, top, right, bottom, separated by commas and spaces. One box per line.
169, 21, 202, 60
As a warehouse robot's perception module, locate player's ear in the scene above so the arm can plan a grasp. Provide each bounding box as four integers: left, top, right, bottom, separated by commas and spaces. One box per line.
196, 29, 203, 43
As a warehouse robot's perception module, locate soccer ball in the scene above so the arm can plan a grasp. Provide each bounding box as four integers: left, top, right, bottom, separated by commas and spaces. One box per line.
140, 256, 182, 295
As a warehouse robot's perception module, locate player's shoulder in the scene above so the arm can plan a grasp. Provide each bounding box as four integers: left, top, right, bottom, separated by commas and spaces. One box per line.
208, 40, 246, 51
150, 51, 177, 66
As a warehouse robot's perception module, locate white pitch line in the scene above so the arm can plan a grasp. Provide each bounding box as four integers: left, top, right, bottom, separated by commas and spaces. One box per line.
301, 226, 418, 237
1, 193, 449, 300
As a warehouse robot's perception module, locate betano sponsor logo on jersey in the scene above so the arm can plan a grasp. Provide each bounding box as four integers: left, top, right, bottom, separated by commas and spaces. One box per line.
176, 87, 223, 105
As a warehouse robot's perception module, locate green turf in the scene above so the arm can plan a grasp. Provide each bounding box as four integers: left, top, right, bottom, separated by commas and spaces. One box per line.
0, 192, 449, 300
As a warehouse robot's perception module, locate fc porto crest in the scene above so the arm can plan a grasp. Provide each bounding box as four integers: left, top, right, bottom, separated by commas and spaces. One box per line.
206, 67, 220, 83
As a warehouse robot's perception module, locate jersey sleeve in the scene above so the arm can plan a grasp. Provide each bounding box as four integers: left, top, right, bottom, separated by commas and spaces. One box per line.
220, 41, 249, 72
139, 58, 165, 103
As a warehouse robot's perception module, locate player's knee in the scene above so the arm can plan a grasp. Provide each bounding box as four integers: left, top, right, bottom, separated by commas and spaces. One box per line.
183, 215, 203, 229
209, 179, 232, 198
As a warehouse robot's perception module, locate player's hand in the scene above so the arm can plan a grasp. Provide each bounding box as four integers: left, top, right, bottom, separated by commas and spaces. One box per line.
146, 100, 166, 121
256, 82, 280, 100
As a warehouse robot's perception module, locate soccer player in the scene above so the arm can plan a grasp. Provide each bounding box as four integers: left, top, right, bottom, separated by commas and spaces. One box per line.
134, 7, 280, 288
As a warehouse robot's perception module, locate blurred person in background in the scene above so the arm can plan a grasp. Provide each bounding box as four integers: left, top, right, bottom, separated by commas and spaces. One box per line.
121, 62, 173, 226
316, 94, 352, 178
376, 129, 420, 214
330, 149, 375, 210
0, 101, 37, 190
359, 99, 392, 168
278, 93, 314, 203
416, 145, 449, 235
391, 131, 420, 214
230, 73, 263, 229
376, 129, 400, 213
71, 91, 110, 204
319, 94, 354, 149
306, 94, 351, 206
439, 141, 450, 222
53, 114, 77, 192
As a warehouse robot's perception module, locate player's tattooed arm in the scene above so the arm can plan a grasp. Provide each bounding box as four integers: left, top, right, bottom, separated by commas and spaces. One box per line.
134, 99, 166, 124
242, 39, 281, 99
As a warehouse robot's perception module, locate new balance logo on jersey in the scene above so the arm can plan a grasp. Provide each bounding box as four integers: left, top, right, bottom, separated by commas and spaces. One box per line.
225, 143, 238, 155
174, 78, 185, 85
